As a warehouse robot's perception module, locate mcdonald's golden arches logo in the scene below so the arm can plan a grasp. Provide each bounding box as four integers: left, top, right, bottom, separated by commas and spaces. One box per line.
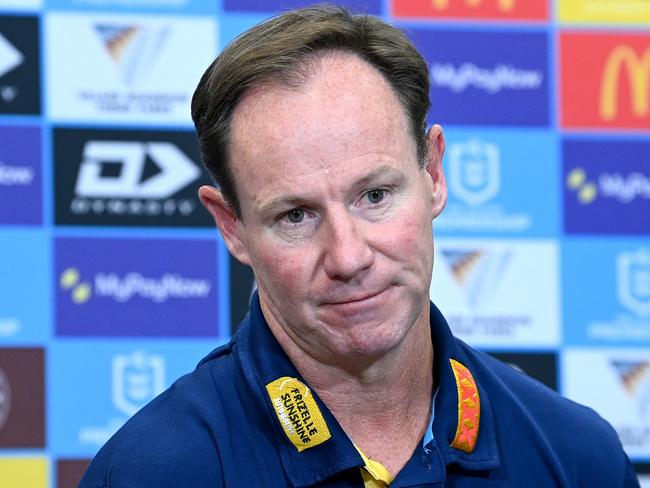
600, 46, 650, 120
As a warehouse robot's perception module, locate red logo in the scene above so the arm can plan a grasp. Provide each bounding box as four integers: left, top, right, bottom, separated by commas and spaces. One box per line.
392, 0, 547, 20
561, 33, 650, 130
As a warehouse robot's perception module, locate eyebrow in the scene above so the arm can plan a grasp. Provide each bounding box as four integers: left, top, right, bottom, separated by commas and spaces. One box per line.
255, 164, 405, 215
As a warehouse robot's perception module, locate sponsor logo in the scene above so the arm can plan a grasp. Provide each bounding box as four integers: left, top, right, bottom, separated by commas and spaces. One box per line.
79, 350, 165, 445
393, 0, 546, 19
54, 128, 211, 227
112, 350, 165, 417
618, 249, 650, 317
563, 139, 650, 234
600, 46, 650, 121
266, 376, 331, 452
565, 168, 597, 204
561, 34, 650, 129
431, 62, 543, 94
611, 359, 650, 419
0, 367, 11, 429
59, 268, 92, 304
94, 23, 168, 86
60, 267, 211, 305
72, 140, 199, 216
576, 247, 650, 343
431, 240, 559, 347
563, 350, 650, 456
441, 248, 511, 309
437, 131, 556, 236
413, 30, 548, 126
449, 139, 500, 206
0, 33, 22, 78
566, 166, 650, 205
46, 14, 216, 123
0, 160, 34, 186
56, 237, 219, 336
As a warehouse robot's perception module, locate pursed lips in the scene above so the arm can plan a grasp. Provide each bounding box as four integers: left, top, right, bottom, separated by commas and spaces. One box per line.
320, 286, 390, 306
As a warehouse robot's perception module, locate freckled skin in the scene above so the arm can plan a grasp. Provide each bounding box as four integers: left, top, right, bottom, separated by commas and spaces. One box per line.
213, 52, 446, 368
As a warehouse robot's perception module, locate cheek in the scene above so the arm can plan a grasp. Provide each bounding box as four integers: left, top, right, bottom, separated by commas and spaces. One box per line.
385, 203, 433, 259
249, 242, 311, 297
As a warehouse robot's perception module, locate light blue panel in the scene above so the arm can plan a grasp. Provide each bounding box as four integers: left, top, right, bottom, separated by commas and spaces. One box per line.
437, 127, 559, 238
563, 238, 650, 346
0, 230, 50, 344
46, 0, 217, 14
49, 339, 224, 456
219, 13, 266, 49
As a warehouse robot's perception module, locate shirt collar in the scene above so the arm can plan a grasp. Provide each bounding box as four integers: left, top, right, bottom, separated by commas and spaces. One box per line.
234, 292, 499, 486
428, 302, 500, 471
235, 292, 363, 487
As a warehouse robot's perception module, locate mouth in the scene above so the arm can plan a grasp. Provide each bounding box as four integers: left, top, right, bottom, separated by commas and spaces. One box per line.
323, 288, 387, 306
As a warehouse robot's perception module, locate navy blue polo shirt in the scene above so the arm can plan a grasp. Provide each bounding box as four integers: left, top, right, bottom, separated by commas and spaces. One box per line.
80, 294, 639, 487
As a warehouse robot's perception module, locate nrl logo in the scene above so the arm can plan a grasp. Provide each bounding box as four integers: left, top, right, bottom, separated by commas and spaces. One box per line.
112, 350, 165, 417
617, 248, 650, 317
449, 139, 500, 206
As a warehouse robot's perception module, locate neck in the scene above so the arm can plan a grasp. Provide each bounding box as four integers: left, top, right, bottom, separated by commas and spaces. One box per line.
263, 302, 435, 477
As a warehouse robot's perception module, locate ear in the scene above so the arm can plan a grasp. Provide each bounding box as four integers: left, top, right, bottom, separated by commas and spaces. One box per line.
198, 185, 252, 266
424, 124, 447, 219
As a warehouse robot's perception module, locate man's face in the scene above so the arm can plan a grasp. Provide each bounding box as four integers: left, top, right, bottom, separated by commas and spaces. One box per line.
204, 52, 446, 364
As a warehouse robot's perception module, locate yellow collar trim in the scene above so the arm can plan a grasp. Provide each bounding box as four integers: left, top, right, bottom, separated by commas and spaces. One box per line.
449, 358, 480, 453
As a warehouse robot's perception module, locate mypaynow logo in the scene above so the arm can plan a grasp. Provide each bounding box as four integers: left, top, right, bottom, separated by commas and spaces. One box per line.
430, 63, 543, 94
412, 29, 548, 125
60, 267, 210, 304
392, 0, 547, 20
563, 139, 650, 235
566, 167, 650, 205
56, 237, 219, 336
561, 33, 650, 129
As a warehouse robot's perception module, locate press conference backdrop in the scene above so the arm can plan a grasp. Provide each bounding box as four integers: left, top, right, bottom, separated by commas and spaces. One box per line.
0, 0, 648, 486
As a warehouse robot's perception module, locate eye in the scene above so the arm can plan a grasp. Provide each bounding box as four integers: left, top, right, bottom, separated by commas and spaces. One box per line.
286, 208, 305, 223
366, 189, 385, 204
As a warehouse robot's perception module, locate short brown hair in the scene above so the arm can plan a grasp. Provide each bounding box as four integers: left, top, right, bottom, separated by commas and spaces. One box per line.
191, 4, 430, 217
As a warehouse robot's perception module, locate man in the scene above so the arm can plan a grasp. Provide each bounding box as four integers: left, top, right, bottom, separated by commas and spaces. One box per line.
80, 5, 639, 487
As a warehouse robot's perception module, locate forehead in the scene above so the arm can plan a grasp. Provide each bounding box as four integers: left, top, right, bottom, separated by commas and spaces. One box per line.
228, 52, 416, 206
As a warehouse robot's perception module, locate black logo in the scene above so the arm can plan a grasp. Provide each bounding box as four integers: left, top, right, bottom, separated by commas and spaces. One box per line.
0, 15, 40, 115
54, 127, 214, 227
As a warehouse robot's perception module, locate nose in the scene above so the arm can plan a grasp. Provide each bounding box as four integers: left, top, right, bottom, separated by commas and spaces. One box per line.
322, 209, 374, 281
